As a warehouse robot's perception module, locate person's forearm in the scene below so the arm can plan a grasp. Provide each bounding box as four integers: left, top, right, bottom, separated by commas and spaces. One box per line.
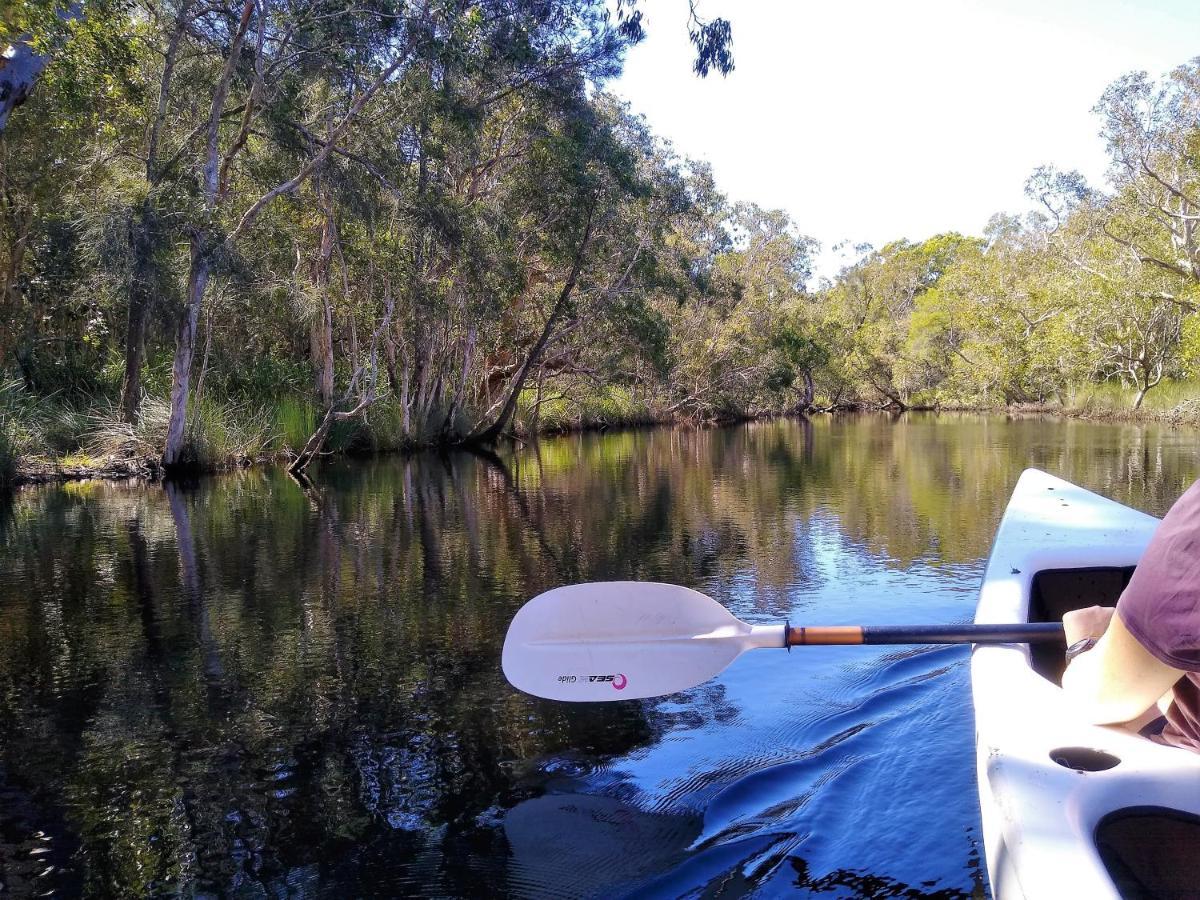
1062, 646, 1156, 725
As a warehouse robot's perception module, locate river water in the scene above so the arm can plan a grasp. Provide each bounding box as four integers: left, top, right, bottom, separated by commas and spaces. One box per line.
1, 414, 1197, 898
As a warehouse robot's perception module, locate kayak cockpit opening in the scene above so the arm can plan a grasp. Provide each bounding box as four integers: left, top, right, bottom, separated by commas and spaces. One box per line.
1096, 806, 1200, 899
1027, 567, 1136, 685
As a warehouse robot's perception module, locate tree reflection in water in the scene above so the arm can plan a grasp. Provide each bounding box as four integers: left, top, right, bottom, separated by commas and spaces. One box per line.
0, 414, 1196, 895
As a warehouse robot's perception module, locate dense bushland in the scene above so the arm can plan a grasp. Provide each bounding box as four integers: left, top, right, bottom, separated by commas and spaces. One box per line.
2, 4, 1199, 483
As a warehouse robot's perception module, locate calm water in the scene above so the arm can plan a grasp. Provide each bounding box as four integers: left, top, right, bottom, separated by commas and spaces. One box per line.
1, 414, 1197, 898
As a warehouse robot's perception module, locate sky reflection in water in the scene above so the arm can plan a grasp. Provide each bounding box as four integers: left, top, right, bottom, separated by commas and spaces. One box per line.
0, 414, 1197, 897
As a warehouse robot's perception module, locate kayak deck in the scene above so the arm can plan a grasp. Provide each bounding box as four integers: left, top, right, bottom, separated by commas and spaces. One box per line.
972, 469, 1200, 900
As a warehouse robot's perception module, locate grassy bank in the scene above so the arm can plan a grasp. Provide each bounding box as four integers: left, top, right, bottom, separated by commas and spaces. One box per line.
986, 380, 1200, 427
1, 381, 677, 486
1059, 380, 1200, 423
5, 378, 1199, 488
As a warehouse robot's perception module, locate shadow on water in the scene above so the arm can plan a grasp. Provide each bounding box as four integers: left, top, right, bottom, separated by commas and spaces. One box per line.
0, 413, 1196, 896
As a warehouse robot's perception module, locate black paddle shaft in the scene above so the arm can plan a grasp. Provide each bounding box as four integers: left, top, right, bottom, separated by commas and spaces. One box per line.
862, 623, 1066, 645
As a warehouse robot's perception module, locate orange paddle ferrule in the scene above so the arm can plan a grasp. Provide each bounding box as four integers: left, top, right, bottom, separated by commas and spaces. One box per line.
786, 625, 864, 646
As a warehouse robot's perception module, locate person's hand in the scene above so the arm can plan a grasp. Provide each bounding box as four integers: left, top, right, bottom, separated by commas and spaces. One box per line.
1063, 605, 1116, 646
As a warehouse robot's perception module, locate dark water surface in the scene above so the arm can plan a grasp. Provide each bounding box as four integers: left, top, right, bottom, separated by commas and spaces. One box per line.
2, 414, 1198, 898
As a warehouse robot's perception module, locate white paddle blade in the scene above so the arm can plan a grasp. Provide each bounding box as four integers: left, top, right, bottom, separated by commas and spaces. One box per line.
501, 582, 785, 701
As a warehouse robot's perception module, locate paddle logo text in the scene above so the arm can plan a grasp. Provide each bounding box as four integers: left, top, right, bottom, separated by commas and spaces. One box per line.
557, 673, 628, 691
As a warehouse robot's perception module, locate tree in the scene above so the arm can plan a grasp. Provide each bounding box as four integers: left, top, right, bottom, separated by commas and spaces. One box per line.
467, 95, 675, 443
822, 235, 968, 408
0, 1, 84, 132
1093, 61, 1200, 295
661, 201, 817, 418
157, 0, 418, 467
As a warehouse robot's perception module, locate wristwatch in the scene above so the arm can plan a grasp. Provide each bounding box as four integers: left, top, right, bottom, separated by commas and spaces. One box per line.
1065, 637, 1098, 661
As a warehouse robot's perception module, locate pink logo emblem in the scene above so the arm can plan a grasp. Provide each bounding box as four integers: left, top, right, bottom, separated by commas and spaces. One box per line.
613, 673, 627, 691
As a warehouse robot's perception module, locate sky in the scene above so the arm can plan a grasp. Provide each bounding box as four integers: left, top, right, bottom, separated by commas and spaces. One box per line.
610, 0, 1200, 280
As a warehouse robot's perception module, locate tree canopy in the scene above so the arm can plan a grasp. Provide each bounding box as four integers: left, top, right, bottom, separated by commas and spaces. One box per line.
0, 12, 1198, 479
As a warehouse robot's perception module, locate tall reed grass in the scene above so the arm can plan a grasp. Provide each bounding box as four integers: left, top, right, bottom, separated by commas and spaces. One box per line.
87, 396, 274, 468
515, 385, 661, 433
1065, 378, 1200, 419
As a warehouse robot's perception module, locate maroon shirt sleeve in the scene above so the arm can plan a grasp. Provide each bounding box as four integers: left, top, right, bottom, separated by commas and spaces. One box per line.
1116, 479, 1200, 672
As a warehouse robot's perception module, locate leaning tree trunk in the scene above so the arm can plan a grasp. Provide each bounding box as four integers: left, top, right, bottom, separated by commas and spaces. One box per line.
1131, 361, 1163, 410
468, 206, 594, 445
309, 198, 336, 405
290, 406, 339, 474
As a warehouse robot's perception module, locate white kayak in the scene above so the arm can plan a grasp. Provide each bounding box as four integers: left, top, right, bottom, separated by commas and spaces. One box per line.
972, 469, 1200, 899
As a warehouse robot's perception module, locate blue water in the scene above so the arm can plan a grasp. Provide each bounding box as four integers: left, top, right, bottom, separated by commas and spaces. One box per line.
1, 414, 1197, 897
505, 525, 987, 898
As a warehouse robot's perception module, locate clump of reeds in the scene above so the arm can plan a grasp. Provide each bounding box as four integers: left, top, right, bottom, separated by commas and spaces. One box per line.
516, 384, 660, 433
86, 396, 275, 469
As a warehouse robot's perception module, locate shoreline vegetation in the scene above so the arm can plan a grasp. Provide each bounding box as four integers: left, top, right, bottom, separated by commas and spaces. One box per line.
9, 381, 1200, 486
4, 8, 1200, 490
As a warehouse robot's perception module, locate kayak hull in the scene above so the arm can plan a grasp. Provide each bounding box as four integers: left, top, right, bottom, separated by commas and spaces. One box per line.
972, 469, 1200, 899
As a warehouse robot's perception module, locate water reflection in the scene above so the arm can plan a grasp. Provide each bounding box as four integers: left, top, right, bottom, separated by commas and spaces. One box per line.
0, 414, 1196, 896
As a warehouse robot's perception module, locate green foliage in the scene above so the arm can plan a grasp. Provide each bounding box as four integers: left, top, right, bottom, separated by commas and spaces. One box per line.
4, 5, 1200, 479
274, 397, 318, 452
1068, 378, 1200, 415
84, 396, 272, 467
516, 384, 656, 433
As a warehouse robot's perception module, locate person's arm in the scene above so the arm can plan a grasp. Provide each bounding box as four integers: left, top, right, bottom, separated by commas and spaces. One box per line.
1061, 605, 1184, 725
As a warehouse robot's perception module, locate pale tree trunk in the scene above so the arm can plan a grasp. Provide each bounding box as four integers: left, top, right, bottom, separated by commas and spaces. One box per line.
163, 242, 211, 466
400, 362, 411, 436
413, 330, 432, 424
310, 288, 335, 404
1132, 363, 1162, 410
309, 186, 337, 405
162, 0, 254, 468
441, 323, 476, 440
797, 368, 815, 412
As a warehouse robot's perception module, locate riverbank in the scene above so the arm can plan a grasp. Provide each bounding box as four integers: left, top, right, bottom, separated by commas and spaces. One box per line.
5, 377, 1199, 488
2, 385, 679, 487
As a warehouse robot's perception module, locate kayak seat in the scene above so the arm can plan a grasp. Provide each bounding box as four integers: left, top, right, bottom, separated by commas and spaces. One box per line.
1027, 567, 1136, 685
1095, 806, 1200, 900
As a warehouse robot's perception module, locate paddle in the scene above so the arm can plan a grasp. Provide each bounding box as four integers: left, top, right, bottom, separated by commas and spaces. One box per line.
501, 581, 1065, 701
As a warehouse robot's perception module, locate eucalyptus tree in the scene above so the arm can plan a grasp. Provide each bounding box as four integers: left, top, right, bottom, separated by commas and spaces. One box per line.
151, 0, 427, 468
0, 0, 140, 384
821, 235, 966, 408
465, 92, 675, 444
931, 218, 1084, 404
1058, 203, 1188, 408
374, 11, 642, 446
470, 97, 683, 437
661, 201, 817, 418
1023, 58, 1200, 408
1094, 61, 1200, 296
